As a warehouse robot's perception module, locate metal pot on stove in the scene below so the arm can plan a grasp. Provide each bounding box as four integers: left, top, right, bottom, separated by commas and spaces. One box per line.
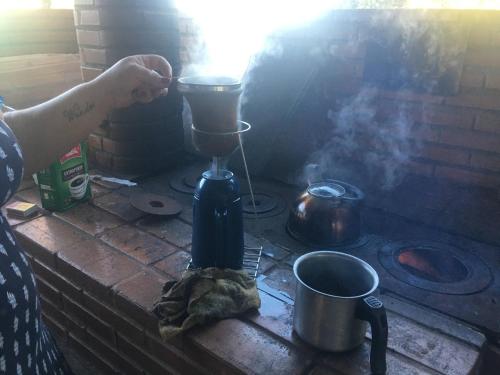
287, 180, 364, 247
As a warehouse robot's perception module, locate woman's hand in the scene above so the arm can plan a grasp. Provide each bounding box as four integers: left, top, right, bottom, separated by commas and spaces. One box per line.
93, 54, 173, 110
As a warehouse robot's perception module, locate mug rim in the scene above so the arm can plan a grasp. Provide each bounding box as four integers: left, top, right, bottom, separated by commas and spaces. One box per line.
293, 250, 379, 299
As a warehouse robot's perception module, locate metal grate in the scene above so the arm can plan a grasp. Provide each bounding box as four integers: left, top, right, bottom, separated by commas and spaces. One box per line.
187, 245, 263, 279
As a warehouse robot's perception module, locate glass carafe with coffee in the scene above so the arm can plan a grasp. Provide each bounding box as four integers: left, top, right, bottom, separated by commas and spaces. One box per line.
177, 76, 251, 269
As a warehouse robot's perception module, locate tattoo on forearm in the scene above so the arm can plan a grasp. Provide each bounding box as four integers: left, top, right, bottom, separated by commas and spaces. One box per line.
63, 102, 95, 122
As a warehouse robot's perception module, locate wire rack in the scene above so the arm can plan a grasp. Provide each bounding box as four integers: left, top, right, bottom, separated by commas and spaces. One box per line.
187, 245, 263, 279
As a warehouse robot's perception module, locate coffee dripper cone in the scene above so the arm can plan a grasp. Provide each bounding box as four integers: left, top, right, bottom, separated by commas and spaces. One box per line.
177, 76, 244, 157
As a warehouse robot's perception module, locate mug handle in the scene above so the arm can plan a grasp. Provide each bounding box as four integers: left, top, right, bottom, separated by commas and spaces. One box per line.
356, 295, 388, 374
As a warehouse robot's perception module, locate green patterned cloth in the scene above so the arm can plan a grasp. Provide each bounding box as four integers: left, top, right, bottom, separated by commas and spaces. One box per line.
153, 267, 261, 340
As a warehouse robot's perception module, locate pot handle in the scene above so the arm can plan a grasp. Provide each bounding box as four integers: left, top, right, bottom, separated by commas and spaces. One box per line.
356, 295, 388, 374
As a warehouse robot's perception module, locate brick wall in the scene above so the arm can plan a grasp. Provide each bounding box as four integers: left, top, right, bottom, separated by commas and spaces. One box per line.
333, 11, 500, 190
13, 181, 207, 374
74, 0, 184, 175
180, 10, 500, 192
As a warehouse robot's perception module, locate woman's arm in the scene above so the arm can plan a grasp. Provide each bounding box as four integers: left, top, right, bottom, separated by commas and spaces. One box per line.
4, 55, 172, 175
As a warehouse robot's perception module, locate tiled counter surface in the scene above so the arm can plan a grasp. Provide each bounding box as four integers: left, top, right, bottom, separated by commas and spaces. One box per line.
11, 179, 486, 375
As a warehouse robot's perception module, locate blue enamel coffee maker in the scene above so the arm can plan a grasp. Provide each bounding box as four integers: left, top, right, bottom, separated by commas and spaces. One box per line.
177, 76, 251, 270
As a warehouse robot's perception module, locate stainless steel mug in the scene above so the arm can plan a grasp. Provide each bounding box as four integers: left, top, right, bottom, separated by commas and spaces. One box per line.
293, 251, 388, 374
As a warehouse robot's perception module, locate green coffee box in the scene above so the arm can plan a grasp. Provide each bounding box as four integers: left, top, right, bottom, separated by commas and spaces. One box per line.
36, 142, 91, 211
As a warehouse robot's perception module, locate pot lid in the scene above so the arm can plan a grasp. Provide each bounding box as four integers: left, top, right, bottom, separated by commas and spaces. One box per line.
307, 182, 346, 199
177, 76, 242, 93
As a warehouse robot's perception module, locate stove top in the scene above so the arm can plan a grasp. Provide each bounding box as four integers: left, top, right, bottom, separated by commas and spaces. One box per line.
142, 158, 500, 341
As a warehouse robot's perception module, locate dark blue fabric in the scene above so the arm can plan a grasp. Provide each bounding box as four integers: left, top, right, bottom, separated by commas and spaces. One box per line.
0, 119, 72, 375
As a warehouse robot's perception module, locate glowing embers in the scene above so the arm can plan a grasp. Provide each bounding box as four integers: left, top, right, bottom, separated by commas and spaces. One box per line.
379, 240, 492, 295
397, 247, 468, 283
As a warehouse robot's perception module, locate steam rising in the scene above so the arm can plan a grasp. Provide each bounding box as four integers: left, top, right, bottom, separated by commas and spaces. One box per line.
302, 88, 416, 190
175, 0, 340, 79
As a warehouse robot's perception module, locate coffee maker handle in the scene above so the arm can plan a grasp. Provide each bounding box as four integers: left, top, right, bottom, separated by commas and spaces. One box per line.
356, 295, 388, 375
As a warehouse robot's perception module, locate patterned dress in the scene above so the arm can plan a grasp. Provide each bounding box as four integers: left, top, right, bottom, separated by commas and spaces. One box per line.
0, 118, 72, 375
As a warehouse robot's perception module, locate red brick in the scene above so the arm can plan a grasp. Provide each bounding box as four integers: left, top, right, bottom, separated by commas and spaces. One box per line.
95, 150, 113, 170
116, 334, 177, 375
87, 133, 103, 151
485, 72, 500, 90
258, 256, 276, 274
446, 93, 500, 111
83, 292, 145, 345
92, 191, 147, 222
470, 152, 500, 172
188, 319, 311, 375
475, 111, 500, 134
321, 341, 435, 375
422, 105, 475, 129
435, 165, 500, 188
144, 333, 207, 375
383, 311, 481, 374
90, 182, 111, 198
244, 291, 306, 349
111, 151, 183, 174
153, 251, 191, 280
65, 294, 116, 346
92, 123, 110, 137
465, 48, 500, 68
99, 225, 177, 265
37, 277, 63, 307
41, 313, 67, 342
63, 309, 87, 342
407, 158, 435, 177
55, 203, 123, 236
67, 334, 120, 375
56, 238, 114, 279
377, 89, 444, 105
261, 266, 296, 301
40, 295, 66, 325
15, 216, 89, 268
137, 217, 192, 248
74, 10, 101, 26
409, 124, 440, 142
414, 143, 470, 166
113, 270, 169, 332
78, 252, 143, 300
83, 330, 143, 375
440, 128, 500, 152
31, 259, 83, 304
61, 295, 87, 327
460, 66, 485, 88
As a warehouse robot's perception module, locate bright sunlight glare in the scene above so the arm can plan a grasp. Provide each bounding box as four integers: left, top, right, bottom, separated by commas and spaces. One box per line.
175, 0, 500, 79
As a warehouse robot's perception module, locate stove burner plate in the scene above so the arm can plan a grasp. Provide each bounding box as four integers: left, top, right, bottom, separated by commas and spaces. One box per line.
378, 240, 492, 295
130, 192, 183, 216
286, 221, 370, 250
169, 170, 203, 194
183, 174, 199, 189
241, 192, 286, 218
